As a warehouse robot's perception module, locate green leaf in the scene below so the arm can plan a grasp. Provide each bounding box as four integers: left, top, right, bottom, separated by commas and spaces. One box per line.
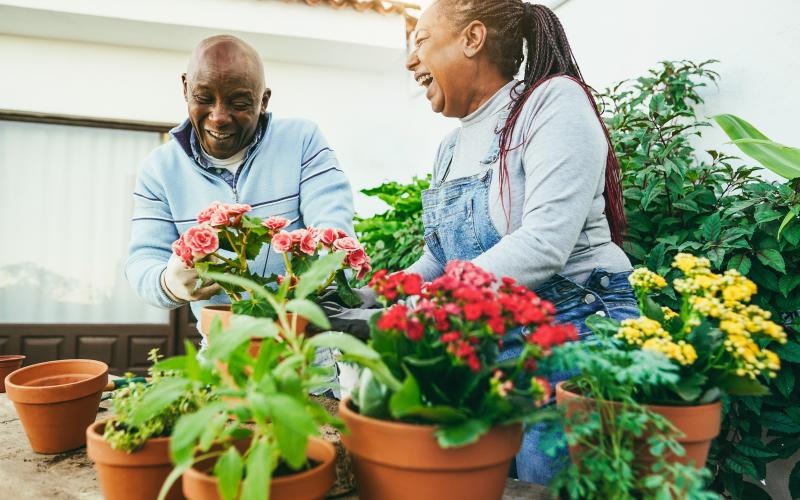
760, 411, 800, 433
714, 114, 800, 179
269, 394, 315, 470
778, 206, 800, 239
295, 252, 346, 299
727, 254, 752, 275
286, 299, 330, 330
584, 314, 621, 339
334, 269, 362, 307
214, 447, 244, 500
310, 332, 402, 391
241, 440, 271, 500
389, 372, 423, 418
354, 367, 391, 419
699, 212, 722, 241
736, 437, 780, 460
756, 248, 786, 273
170, 403, 225, 465
778, 274, 800, 298
716, 374, 770, 397
671, 372, 707, 402
725, 454, 759, 479
129, 377, 187, 426
777, 342, 800, 363
790, 459, 800, 500
434, 419, 491, 448
642, 296, 666, 323
204, 271, 274, 301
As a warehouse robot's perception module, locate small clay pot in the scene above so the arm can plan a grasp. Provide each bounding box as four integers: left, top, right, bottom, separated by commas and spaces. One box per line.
555, 382, 721, 469
5, 359, 108, 453
182, 437, 336, 500
87, 420, 184, 500
0, 354, 25, 392
338, 397, 522, 500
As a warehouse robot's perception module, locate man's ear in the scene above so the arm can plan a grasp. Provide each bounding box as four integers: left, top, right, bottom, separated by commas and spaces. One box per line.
181, 73, 189, 102
261, 88, 272, 113
462, 20, 488, 58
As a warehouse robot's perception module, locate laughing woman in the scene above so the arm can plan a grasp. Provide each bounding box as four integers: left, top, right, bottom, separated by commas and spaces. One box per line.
404, 1, 639, 484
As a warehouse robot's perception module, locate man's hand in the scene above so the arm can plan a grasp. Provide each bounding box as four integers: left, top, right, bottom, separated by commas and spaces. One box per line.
161, 254, 221, 303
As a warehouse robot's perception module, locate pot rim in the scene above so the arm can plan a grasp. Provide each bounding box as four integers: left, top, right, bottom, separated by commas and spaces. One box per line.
0, 354, 25, 363
555, 381, 722, 410
5, 359, 108, 404
87, 419, 173, 465
184, 436, 335, 485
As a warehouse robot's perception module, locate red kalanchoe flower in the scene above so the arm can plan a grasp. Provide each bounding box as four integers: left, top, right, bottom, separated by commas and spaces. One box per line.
528, 323, 578, 350
401, 273, 423, 296
406, 317, 424, 341
441, 331, 460, 343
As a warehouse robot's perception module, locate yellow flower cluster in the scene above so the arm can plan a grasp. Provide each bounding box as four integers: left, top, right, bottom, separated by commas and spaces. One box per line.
629, 267, 667, 293
672, 253, 711, 275
615, 317, 670, 346
642, 338, 698, 366
724, 333, 781, 379
661, 306, 679, 320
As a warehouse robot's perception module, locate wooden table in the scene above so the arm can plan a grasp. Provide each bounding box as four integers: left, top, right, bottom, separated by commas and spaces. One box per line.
0, 393, 550, 499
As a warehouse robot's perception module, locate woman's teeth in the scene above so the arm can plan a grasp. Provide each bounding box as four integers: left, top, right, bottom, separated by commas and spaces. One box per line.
416, 74, 433, 87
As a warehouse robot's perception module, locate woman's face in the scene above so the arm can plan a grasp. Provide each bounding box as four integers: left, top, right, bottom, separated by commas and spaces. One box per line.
406, 3, 474, 118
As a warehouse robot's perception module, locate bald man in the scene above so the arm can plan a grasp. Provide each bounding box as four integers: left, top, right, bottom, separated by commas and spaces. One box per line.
125, 35, 355, 343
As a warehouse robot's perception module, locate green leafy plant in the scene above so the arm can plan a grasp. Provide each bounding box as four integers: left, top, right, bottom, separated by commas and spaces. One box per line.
102, 349, 212, 452
354, 175, 429, 277
546, 334, 716, 499
599, 60, 800, 499
332, 261, 577, 448
130, 253, 368, 500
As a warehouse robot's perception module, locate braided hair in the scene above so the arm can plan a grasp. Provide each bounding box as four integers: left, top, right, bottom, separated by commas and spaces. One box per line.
435, 0, 626, 245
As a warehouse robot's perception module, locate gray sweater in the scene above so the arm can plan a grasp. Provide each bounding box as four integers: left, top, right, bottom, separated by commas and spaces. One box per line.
407, 77, 631, 289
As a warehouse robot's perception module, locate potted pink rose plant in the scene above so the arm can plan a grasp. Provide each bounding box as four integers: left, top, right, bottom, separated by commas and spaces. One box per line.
171, 201, 370, 337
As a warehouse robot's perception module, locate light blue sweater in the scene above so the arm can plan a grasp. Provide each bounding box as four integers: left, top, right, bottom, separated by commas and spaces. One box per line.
125, 113, 355, 322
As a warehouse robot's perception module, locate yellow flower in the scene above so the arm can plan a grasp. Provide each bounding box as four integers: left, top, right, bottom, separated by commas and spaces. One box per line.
629, 267, 667, 292
615, 317, 670, 345
642, 338, 697, 366
661, 306, 679, 320
690, 296, 724, 318
672, 253, 711, 275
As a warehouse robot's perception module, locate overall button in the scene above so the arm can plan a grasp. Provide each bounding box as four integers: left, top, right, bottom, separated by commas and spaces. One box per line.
583, 294, 596, 304
595, 310, 606, 317
599, 275, 610, 288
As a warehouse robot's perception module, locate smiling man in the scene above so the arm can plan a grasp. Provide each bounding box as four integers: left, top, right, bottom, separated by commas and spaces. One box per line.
125, 35, 355, 335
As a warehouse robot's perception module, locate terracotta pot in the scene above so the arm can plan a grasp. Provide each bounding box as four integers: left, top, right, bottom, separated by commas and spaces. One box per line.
5, 359, 108, 453
201, 305, 309, 357
555, 382, 721, 469
338, 397, 522, 500
87, 420, 184, 500
182, 436, 336, 500
0, 354, 25, 393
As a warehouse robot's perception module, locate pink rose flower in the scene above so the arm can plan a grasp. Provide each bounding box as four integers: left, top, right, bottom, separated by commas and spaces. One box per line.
299, 231, 318, 255
225, 203, 251, 216
197, 201, 223, 225
171, 237, 194, 267
183, 225, 219, 257
347, 248, 368, 268
209, 208, 231, 227
356, 262, 372, 281
271, 231, 293, 253
263, 216, 289, 232
320, 227, 346, 246
289, 229, 307, 243
333, 237, 360, 253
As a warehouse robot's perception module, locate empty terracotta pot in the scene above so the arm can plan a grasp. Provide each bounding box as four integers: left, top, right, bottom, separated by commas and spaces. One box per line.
182, 436, 336, 500
0, 354, 25, 392
338, 397, 522, 500
5, 359, 108, 453
556, 382, 721, 469
87, 420, 183, 500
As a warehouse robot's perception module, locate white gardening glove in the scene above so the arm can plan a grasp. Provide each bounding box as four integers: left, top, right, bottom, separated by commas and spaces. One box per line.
160, 254, 222, 303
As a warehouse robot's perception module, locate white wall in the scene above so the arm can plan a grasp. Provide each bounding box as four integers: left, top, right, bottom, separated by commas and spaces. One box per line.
555, 0, 800, 181
0, 33, 455, 217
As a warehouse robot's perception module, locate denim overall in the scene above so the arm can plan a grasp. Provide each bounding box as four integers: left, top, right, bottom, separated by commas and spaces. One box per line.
422, 109, 639, 485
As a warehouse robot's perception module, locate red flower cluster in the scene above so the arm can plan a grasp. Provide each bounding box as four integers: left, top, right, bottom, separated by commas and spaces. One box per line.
371, 261, 576, 373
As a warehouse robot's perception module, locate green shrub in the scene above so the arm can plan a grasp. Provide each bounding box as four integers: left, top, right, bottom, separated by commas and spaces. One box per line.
599, 60, 800, 499
355, 175, 429, 278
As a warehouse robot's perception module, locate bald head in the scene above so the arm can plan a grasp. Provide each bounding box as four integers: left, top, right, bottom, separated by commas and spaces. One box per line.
186, 35, 265, 92
182, 35, 270, 159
